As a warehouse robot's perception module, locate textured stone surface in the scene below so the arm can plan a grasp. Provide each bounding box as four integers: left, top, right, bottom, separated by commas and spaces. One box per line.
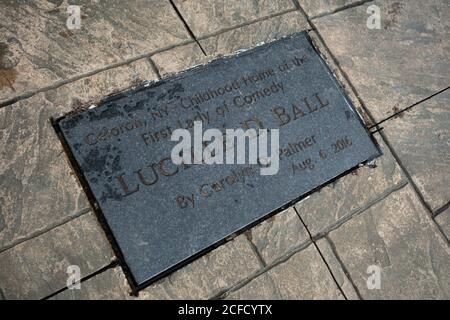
58, 33, 379, 286
314, 0, 450, 121
52, 266, 131, 300
298, 0, 360, 17
0, 0, 188, 102
1, 0, 448, 301
0, 212, 114, 300
382, 90, 450, 211
0, 59, 156, 250
174, 0, 296, 37
249, 207, 310, 265
327, 185, 450, 299
227, 243, 345, 299
435, 207, 450, 241
316, 238, 359, 299
295, 133, 405, 236
200, 11, 309, 56
53, 235, 262, 300
306, 31, 375, 127
225, 273, 280, 299
151, 43, 208, 77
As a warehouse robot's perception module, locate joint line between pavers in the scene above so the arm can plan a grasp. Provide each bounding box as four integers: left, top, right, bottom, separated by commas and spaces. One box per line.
197, 8, 304, 43
292, 0, 378, 127
210, 178, 407, 299
380, 132, 450, 246
368, 86, 450, 131
0, 7, 314, 109
147, 57, 162, 80
435, 201, 450, 218
379, 131, 436, 214
0, 207, 91, 254
0, 40, 195, 109
312, 180, 409, 240
293, 205, 349, 299
432, 221, 450, 246
41, 260, 120, 300
312, 240, 349, 299
169, 0, 207, 56
244, 231, 267, 268
209, 239, 313, 299
385, 134, 450, 244
309, 0, 375, 20
324, 235, 363, 299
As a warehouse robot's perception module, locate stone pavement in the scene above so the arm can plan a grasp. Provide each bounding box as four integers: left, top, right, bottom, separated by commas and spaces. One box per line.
0, 0, 448, 300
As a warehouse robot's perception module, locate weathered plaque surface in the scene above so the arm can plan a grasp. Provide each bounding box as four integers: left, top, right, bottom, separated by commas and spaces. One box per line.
56, 32, 380, 290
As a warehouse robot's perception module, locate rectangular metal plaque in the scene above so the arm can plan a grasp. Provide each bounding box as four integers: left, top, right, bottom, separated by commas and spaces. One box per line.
55, 32, 380, 290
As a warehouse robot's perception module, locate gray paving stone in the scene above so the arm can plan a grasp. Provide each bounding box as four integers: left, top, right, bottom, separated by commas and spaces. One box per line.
249, 207, 310, 265
316, 238, 359, 299
0, 0, 189, 102
313, 0, 450, 122
52, 235, 262, 299
200, 11, 309, 56
51, 266, 131, 300
174, 0, 296, 38
298, 0, 360, 18
0, 59, 156, 250
295, 133, 405, 236
0, 212, 114, 300
227, 243, 346, 299
151, 43, 208, 77
327, 185, 450, 299
435, 207, 450, 241
382, 90, 450, 212
306, 31, 375, 127
225, 273, 281, 299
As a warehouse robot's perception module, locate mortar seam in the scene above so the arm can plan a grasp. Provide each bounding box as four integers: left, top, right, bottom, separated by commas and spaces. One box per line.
41, 260, 119, 300
209, 239, 313, 299
0, 207, 91, 254
324, 235, 363, 299
293, 206, 349, 299
311, 180, 409, 240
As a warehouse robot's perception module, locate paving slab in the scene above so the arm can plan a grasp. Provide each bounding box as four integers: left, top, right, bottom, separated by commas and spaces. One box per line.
298, 0, 361, 18
173, 0, 296, 38
51, 266, 131, 300
0, 0, 189, 103
151, 43, 209, 77
295, 132, 405, 236
0, 212, 114, 300
248, 207, 310, 265
316, 238, 359, 299
200, 11, 309, 56
313, 0, 450, 122
0, 59, 157, 250
227, 243, 347, 299
152, 11, 309, 74
306, 31, 375, 127
52, 235, 261, 300
327, 185, 450, 299
225, 273, 281, 299
382, 90, 450, 212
